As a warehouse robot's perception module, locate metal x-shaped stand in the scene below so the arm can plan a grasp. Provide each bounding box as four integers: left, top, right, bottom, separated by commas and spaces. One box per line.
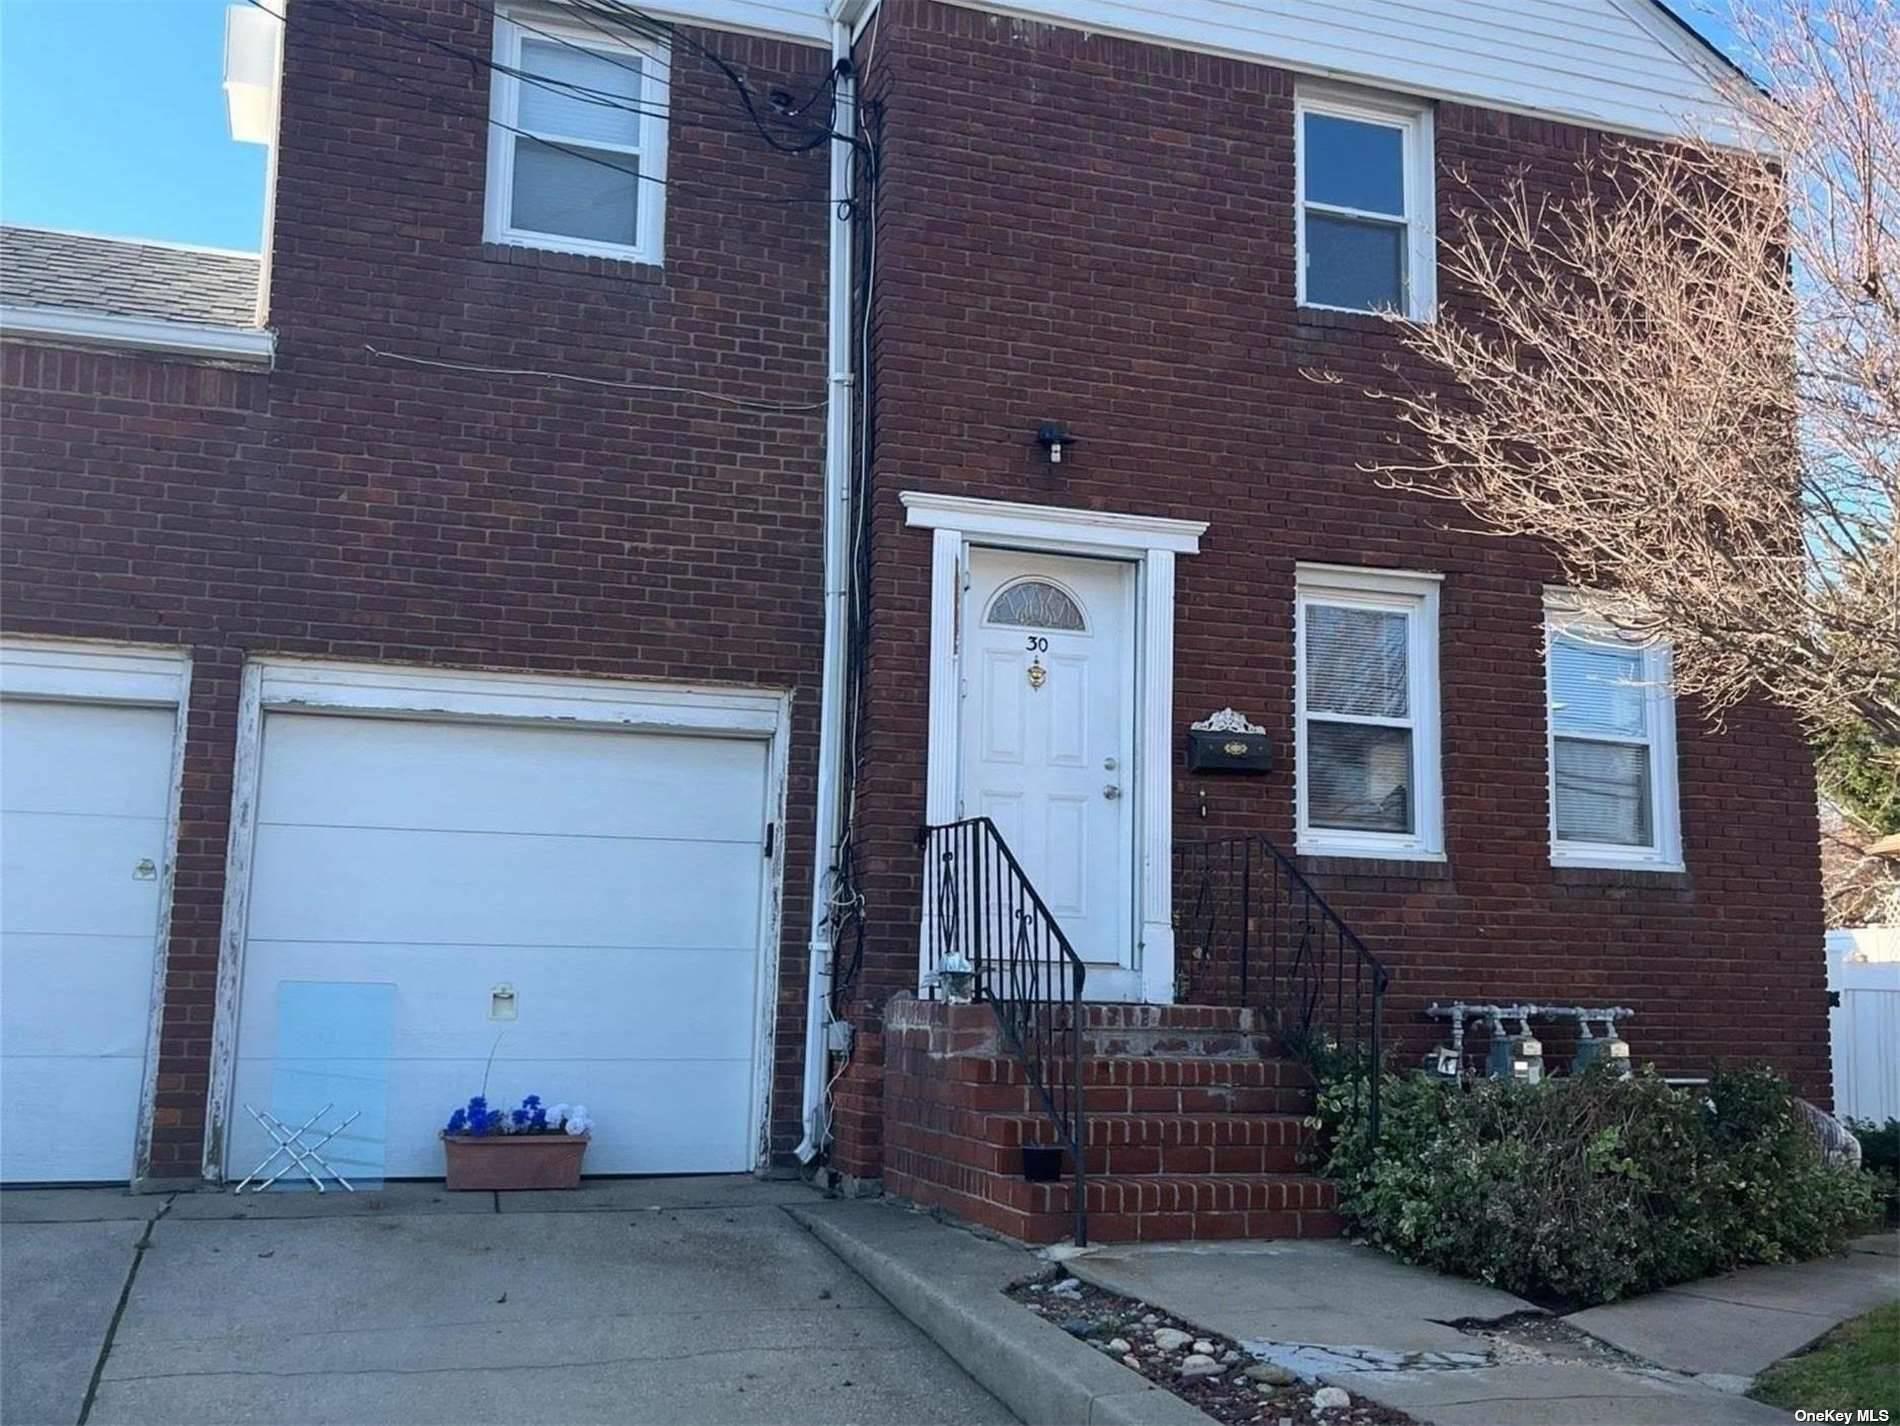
233, 1103, 362, 1194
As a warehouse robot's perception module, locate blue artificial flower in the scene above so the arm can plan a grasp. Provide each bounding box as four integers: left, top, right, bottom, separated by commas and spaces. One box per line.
486, 1110, 504, 1132
511, 1108, 530, 1128
522, 1094, 541, 1109
446, 1108, 468, 1134
529, 1106, 547, 1131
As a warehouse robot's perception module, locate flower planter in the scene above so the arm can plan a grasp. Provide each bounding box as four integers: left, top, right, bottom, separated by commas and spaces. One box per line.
441, 1133, 589, 1192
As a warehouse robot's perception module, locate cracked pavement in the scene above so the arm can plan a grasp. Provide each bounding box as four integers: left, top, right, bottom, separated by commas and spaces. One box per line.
0, 1179, 1015, 1426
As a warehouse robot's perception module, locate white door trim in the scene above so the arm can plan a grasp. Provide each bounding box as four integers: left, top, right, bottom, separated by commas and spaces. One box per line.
903, 493, 1207, 1004
204, 656, 793, 1182
0, 637, 192, 1186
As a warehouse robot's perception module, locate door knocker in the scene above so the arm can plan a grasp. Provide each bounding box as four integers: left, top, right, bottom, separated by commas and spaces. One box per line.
1026, 656, 1047, 690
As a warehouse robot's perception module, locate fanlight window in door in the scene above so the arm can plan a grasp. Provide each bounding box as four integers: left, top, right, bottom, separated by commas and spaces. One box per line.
985, 579, 1087, 632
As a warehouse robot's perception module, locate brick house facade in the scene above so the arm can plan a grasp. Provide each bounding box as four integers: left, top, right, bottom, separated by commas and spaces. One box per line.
2, 5, 831, 1183
832, 5, 1830, 1206
0, 0, 1828, 1224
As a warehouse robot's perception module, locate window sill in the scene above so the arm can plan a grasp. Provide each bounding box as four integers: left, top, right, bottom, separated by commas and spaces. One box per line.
1552, 864, 1691, 890
478, 241, 664, 284
1293, 303, 1426, 332
1296, 852, 1449, 880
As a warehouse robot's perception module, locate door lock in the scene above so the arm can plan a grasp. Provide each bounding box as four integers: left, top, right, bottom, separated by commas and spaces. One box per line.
1103, 785, 1122, 800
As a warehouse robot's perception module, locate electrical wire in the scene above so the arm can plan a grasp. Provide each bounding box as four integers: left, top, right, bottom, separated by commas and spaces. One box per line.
826, 8, 885, 1022
362, 344, 828, 414
244, 2, 837, 208
574, 0, 873, 167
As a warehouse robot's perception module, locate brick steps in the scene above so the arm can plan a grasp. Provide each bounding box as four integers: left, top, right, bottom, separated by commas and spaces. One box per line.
882, 996, 1343, 1246
992, 1110, 1313, 1177
883, 1152, 1342, 1245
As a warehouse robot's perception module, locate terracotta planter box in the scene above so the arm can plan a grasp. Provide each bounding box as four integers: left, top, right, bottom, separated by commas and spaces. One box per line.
441, 1132, 589, 1191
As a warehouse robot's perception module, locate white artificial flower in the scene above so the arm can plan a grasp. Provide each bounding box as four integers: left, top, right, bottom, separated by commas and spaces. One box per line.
565, 1112, 591, 1135
547, 1103, 570, 1125
569, 1104, 588, 1121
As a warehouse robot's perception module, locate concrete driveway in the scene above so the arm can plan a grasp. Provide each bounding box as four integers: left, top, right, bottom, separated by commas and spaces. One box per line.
1, 1177, 1015, 1426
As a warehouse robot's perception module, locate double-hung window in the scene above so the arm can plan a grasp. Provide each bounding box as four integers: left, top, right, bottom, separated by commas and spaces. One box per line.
1545, 600, 1682, 869
1296, 88, 1435, 318
1296, 566, 1443, 859
485, 10, 669, 264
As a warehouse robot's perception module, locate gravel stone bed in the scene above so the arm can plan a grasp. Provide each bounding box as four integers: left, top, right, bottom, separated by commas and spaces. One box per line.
1007, 1273, 1421, 1426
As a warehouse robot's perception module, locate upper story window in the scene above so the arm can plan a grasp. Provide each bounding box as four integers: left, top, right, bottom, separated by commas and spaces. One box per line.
1296, 88, 1435, 319
1546, 600, 1682, 870
1295, 565, 1444, 860
485, 11, 669, 264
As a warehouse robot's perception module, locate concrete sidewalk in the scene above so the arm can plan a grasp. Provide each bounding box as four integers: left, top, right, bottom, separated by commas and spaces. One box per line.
1567, 1232, 1899, 1384
794, 1199, 1813, 1426
0, 1180, 1014, 1426
1070, 1238, 1799, 1426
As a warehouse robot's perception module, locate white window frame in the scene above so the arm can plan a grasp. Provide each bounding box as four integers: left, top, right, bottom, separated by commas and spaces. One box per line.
1295, 564, 1444, 860
1545, 598, 1683, 871
484, 8, 669, 265
1294, 85, 1436, 320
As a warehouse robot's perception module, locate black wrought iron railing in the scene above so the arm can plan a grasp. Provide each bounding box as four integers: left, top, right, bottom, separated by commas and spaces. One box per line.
919, 817, 1088, 1245
1174, 834, 1391, 1140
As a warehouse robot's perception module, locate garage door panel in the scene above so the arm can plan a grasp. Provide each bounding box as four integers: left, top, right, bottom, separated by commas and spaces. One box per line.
0, 1057, 143, 1182
257, 716, 770, 843
1, 694, 176, 1183
233, 707, 773, 1180
247, 825, 762, 950
226, 1055, 754, 1178
237, 944, 758, 1063
0, 933, 156, 1057
0, 703, 175, 818
2, 813, 167, 938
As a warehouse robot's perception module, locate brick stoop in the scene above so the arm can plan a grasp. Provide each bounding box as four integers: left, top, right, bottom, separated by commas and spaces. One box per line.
879, 995, 1343, 1245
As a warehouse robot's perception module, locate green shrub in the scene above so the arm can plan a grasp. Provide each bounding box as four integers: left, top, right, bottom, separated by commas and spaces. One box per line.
1317, 1063, 1879, 1307
1849, 1117, 1900, 1223
1848, 1117, 1900, 1177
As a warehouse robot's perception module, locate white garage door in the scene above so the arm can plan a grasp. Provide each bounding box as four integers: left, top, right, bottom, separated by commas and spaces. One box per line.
227, 712, 772, 1179
1, 700, 174, 1182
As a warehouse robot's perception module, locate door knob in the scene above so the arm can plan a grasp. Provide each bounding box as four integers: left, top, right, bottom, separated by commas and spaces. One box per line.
1103, 785, 1122, 800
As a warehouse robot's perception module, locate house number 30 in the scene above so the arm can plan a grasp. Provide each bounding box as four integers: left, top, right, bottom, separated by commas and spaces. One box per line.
1024, 636, 1049, 652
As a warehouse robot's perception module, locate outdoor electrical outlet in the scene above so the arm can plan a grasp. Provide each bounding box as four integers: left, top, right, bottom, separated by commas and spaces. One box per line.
489, 984, 518, 1022
826, 1019, 854, 1054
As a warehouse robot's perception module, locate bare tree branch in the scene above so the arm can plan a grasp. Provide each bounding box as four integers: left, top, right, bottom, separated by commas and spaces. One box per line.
1344, 0, 1899, 768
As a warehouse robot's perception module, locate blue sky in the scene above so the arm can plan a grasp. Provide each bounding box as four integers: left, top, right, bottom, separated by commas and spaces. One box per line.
1, 0, 267, 251
0, 0, 1740, 255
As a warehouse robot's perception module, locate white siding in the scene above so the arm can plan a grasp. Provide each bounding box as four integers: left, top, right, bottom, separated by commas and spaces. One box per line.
1828, 930, 1900, 1125
663, 0, 1733, 141
653, 0, 829, 43
974, 0, 1729, 138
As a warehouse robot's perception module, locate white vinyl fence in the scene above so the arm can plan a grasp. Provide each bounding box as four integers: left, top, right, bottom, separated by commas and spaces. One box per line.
1827, 928, 1900, 1125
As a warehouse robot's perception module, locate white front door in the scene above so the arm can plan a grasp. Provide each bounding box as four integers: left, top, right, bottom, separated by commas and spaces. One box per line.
960, 549, 1139, 998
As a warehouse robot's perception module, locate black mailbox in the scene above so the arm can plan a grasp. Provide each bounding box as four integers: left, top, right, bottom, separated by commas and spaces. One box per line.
1187, 725, 1272, 773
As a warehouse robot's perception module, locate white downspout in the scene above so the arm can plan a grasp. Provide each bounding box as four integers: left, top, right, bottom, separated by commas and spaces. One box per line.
796, 13, 858, 1163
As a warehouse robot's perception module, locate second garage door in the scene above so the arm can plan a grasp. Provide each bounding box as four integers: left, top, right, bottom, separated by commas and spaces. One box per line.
227, 711, 772, 1180
1, 697, 176, 1182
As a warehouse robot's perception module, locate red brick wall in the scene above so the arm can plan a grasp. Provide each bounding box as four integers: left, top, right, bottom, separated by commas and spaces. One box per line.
840, 0, 1830, 1166
0, 3, 833, 1178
